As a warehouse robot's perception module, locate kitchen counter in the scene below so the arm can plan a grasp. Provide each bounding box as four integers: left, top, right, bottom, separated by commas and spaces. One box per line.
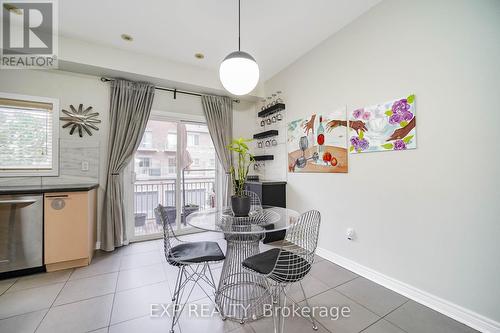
0, 183, 99, 195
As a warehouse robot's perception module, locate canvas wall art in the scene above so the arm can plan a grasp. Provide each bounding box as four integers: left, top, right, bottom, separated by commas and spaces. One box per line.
287, 107, 348, 173
349, 94, 416, 153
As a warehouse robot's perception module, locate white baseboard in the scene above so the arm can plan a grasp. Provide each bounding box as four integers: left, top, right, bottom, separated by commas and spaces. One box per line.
316, 247, 500, 333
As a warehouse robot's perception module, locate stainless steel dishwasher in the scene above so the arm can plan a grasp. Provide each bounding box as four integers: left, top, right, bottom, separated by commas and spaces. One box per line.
0, 194, 43, 274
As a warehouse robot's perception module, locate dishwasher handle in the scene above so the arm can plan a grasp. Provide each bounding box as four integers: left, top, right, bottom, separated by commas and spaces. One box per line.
45, 195, 69, 199
0, 199, 38, 205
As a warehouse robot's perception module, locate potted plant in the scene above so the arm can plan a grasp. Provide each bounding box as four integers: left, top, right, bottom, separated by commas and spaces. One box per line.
227, 138, 254, 216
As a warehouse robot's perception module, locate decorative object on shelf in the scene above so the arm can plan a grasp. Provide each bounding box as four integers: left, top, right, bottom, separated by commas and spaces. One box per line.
275, 91, 284, 104
227, 137, 254, 216
253, 160, 266, 171
60, 104, 101, 137
349, 94, 416, 153
219, 0, 259, 95
246, 175, 259, 181
255, 138, 278, 149
287, 107, 348, 173
253, 130, 278, 148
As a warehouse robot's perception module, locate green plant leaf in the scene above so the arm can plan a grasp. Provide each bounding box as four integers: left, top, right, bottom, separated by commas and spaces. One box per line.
399, 121, 408, 127
403, 135, 414, 144
381, 143, 394, 149
359, 130, 364, 139
385, 110, 393, 116
407, 94, 415, 104
227, 137, 254, 196
349, 146, 354, 152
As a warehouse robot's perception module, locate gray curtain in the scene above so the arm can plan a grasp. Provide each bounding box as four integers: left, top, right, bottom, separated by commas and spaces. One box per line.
201, 95, 233, 207
102, 79, 155, 251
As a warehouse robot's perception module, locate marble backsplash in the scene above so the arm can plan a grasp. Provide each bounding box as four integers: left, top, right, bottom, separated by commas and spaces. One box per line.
0, 139, 100, 186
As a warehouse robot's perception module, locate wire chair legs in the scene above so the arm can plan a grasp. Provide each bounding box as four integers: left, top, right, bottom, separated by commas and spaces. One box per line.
268, 282, 318, 333
169, 262, 219, 333
299, 281, 319, 331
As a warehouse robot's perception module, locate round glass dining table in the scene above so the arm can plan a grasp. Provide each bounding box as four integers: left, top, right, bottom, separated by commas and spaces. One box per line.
187, 206, 300, 323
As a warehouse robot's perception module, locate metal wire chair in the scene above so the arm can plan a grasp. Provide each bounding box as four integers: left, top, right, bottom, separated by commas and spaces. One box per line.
155, 204, 225, 333
241, 210, 321, 333
242, 190, 263, 214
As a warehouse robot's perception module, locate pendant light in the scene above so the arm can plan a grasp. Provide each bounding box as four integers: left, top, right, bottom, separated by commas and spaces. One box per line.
219, 0, 259, 96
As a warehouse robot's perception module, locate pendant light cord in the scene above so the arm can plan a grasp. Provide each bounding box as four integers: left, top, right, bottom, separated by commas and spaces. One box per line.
238, 0, 241, 51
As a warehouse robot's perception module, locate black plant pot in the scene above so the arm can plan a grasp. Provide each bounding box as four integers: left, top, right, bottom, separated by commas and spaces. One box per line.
231, 195, 251, 217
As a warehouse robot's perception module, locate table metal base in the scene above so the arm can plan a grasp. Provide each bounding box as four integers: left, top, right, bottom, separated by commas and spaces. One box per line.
216, 234, 272, 323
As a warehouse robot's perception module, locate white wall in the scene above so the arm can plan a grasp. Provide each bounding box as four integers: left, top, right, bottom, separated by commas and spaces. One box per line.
58, 37, 265, 98
0, 69, 207, 244
263, 0, 500, 328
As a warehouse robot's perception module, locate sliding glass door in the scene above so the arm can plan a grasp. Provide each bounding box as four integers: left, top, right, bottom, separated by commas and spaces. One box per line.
129, 115, 217, 241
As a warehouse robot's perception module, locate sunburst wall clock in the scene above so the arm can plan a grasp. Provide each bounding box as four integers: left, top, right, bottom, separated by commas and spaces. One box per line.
60, 104, 101, 137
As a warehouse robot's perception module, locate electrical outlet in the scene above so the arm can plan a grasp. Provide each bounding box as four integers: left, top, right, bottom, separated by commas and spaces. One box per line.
346, 228, 356, 241
81, 161, 89, 171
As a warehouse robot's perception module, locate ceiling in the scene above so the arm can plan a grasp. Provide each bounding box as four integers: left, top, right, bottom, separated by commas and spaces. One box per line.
59, 0, 380, 81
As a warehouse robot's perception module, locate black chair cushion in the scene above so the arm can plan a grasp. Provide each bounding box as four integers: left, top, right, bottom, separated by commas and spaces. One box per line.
167, 241, 225, 265
242, 248, 311, 283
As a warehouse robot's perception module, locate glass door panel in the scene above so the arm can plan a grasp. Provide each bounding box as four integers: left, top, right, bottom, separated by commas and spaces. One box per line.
133, 120, 177, 238
179, 123, 217, 230
131, 119, 218, 240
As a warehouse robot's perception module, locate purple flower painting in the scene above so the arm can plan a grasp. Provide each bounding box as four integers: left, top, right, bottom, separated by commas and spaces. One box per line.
389, 98, 414, 125
393, 139, 407, 150
352, 109, 363, 119
350, 136, 369, 152
349, 94, 417, 153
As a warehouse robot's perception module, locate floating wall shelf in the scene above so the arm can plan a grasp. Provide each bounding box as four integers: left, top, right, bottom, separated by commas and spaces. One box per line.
254, 155, 274, 161
258, 103, 285, 118
253, 130, 279, 139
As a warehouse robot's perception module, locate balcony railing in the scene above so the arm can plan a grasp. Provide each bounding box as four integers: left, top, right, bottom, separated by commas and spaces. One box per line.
133, 172, 216, 237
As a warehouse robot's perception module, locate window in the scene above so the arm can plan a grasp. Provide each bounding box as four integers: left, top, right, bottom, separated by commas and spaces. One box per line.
138, 157, 151, 168
187, 133, 199, 146
149, 168, 161, 177
0, 93, 59, 176
140, 130, 153, 149
166, 132, 177, 151
168, 157, 176, 174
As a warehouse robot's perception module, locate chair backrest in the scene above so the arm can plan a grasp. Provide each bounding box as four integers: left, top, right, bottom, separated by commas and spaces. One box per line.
269, 210, 321, 283
155, 204, 179, 260
243, 190, 263, 213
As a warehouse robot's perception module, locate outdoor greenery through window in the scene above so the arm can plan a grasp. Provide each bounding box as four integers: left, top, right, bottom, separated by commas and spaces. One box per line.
0, 95, 58, 175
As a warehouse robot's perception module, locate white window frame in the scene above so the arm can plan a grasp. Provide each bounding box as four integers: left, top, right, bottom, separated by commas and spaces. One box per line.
0, 92, 59, 177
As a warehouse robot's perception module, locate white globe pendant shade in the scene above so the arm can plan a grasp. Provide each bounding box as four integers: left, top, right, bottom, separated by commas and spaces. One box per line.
219, 51, 259, 96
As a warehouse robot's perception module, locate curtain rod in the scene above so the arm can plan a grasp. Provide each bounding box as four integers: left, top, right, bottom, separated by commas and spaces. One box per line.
100, 77, 240, 103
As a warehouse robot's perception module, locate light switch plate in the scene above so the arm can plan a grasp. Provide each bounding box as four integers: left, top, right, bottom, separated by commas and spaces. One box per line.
81, 161, 89, 171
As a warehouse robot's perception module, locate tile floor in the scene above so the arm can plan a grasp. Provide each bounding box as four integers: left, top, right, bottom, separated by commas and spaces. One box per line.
0, 232, 478, 333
